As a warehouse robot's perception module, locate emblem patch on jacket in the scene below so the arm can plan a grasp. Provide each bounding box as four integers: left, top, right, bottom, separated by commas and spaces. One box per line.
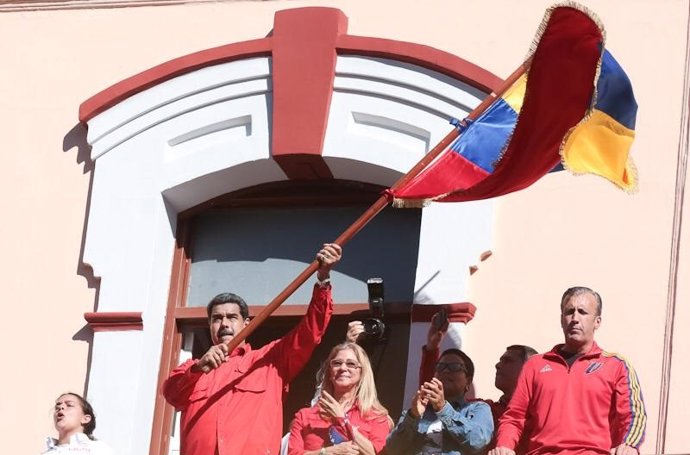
539, 364, 552, 373
585, 361, 604, 374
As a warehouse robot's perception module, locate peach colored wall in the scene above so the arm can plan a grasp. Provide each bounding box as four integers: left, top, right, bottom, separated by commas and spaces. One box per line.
0, 0, 687, 453
463, 3, 689, 455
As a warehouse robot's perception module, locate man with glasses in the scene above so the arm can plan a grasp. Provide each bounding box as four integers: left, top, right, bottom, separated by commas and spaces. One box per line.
417, 309, 537, 454
386, 348, 494, 454
163, 244, 342, 455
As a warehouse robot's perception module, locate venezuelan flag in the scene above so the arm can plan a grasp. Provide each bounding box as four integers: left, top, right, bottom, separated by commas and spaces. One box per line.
561, 50, 638, 191
448, 74, 526, 179
391, 75, 526, 205
392, 5, 637, 206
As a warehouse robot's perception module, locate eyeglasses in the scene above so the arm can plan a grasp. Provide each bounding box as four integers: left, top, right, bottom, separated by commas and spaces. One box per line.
329, 359, 362, 370
435, 362, 467, 373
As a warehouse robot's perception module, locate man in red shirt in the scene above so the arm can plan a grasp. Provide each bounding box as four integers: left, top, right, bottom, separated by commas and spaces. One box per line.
163, 243, 342, 455
417, 309, 537, 453
490, 286, 647, 455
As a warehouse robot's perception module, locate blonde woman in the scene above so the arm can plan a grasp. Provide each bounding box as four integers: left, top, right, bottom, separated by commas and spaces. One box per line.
288, 342, 392, 455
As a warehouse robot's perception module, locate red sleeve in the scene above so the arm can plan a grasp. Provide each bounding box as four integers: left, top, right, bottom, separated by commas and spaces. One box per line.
419, 345, 439, 387
495, 358, 533, 449
364, 414, 393, 454
287, 409, 308, 455
161, 359, 203, 410
275, 284, 333, 381
612, 357, 647, 449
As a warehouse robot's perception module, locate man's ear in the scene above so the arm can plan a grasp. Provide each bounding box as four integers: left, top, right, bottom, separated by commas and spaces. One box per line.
81, 414, 92, 426
594, 315, 602, 330
243, 317, 250, 327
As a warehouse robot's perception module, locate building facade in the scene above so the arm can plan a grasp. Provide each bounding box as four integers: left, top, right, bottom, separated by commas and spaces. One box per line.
1, 1, 688, 454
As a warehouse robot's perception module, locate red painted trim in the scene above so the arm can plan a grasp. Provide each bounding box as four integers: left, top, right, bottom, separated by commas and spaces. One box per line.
150, 222, 191, 455
79, 38, 272, 122
410, 302, 477, 324
174, 301, 414, 322
271, 8, 345, 179
78, 7, 502, 181
78, 9, 501, 127
83, 311, 143, 332
337, 35, 503, 94
174, 303, 371, 322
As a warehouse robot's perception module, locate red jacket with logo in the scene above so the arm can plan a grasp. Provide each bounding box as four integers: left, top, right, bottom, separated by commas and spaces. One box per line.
163, 284, 333, 455
496, 342, 646, 455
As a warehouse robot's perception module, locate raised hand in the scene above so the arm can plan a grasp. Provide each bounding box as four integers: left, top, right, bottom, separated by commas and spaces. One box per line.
345, 321, 364, 343
427, 308, 449, 350
316, 243, 342, 280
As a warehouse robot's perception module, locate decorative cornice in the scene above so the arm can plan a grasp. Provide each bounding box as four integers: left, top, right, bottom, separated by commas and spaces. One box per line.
84, 311, 143, 332
79, 8, 500, 123
0, 0, 265, 13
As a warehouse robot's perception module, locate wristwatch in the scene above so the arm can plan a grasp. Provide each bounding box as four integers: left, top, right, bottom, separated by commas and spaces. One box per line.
317, 276, 331, 287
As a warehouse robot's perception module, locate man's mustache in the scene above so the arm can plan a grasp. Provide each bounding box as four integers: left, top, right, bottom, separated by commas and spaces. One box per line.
217, 328, 234, 338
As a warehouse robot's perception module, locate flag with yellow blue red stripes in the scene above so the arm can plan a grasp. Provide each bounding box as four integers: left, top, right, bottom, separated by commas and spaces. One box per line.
392, 4, 638, 207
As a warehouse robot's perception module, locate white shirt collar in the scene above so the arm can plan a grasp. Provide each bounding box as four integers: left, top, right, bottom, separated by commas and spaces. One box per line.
45, 433, 91, 450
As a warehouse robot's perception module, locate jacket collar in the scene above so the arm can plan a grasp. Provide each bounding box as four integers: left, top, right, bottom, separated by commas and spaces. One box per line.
545, 341, 603, 362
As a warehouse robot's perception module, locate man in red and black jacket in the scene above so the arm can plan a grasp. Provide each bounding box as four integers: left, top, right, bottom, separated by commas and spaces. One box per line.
163, 243, 342, 455
491, 286, 647, 455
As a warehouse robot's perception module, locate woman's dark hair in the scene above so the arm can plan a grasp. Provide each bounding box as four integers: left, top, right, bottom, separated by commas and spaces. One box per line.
60, 393, 97, 440
439, 348, 475, 382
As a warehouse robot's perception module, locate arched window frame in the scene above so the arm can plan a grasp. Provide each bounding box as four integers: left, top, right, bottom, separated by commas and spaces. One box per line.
78, 8, 499, 454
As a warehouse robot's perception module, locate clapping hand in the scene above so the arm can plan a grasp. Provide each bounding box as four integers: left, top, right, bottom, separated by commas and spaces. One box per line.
421, 378, 446, 412
318, 390, 347, 419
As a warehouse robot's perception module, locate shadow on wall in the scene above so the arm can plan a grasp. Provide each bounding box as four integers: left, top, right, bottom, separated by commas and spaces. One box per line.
63, 122, 100, 396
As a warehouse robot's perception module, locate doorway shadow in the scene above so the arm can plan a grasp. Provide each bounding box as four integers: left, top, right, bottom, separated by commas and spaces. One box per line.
63, 122, 100, 395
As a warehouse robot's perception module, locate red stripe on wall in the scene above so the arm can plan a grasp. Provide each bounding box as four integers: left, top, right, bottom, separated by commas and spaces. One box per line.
410, 302, 476, 324
270, 8, 345, 179
78, 7, 502, 181
84, 312, 143, 332
79, 39, 272, 122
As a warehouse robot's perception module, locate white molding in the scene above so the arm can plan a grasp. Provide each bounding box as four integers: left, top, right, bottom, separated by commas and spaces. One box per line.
323, 56, 484, 186
82, 52, 495, 453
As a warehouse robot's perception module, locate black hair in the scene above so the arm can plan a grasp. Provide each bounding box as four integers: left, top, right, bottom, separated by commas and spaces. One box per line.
439, 348, 475, 381
505, 344, 538, 362
206, 292, 249, 320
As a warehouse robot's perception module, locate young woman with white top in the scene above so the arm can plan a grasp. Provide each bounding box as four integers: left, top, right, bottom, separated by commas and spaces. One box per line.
41, 392, 113, 454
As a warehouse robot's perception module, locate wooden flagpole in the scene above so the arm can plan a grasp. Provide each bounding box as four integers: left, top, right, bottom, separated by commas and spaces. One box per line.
223, 63, 528, 355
